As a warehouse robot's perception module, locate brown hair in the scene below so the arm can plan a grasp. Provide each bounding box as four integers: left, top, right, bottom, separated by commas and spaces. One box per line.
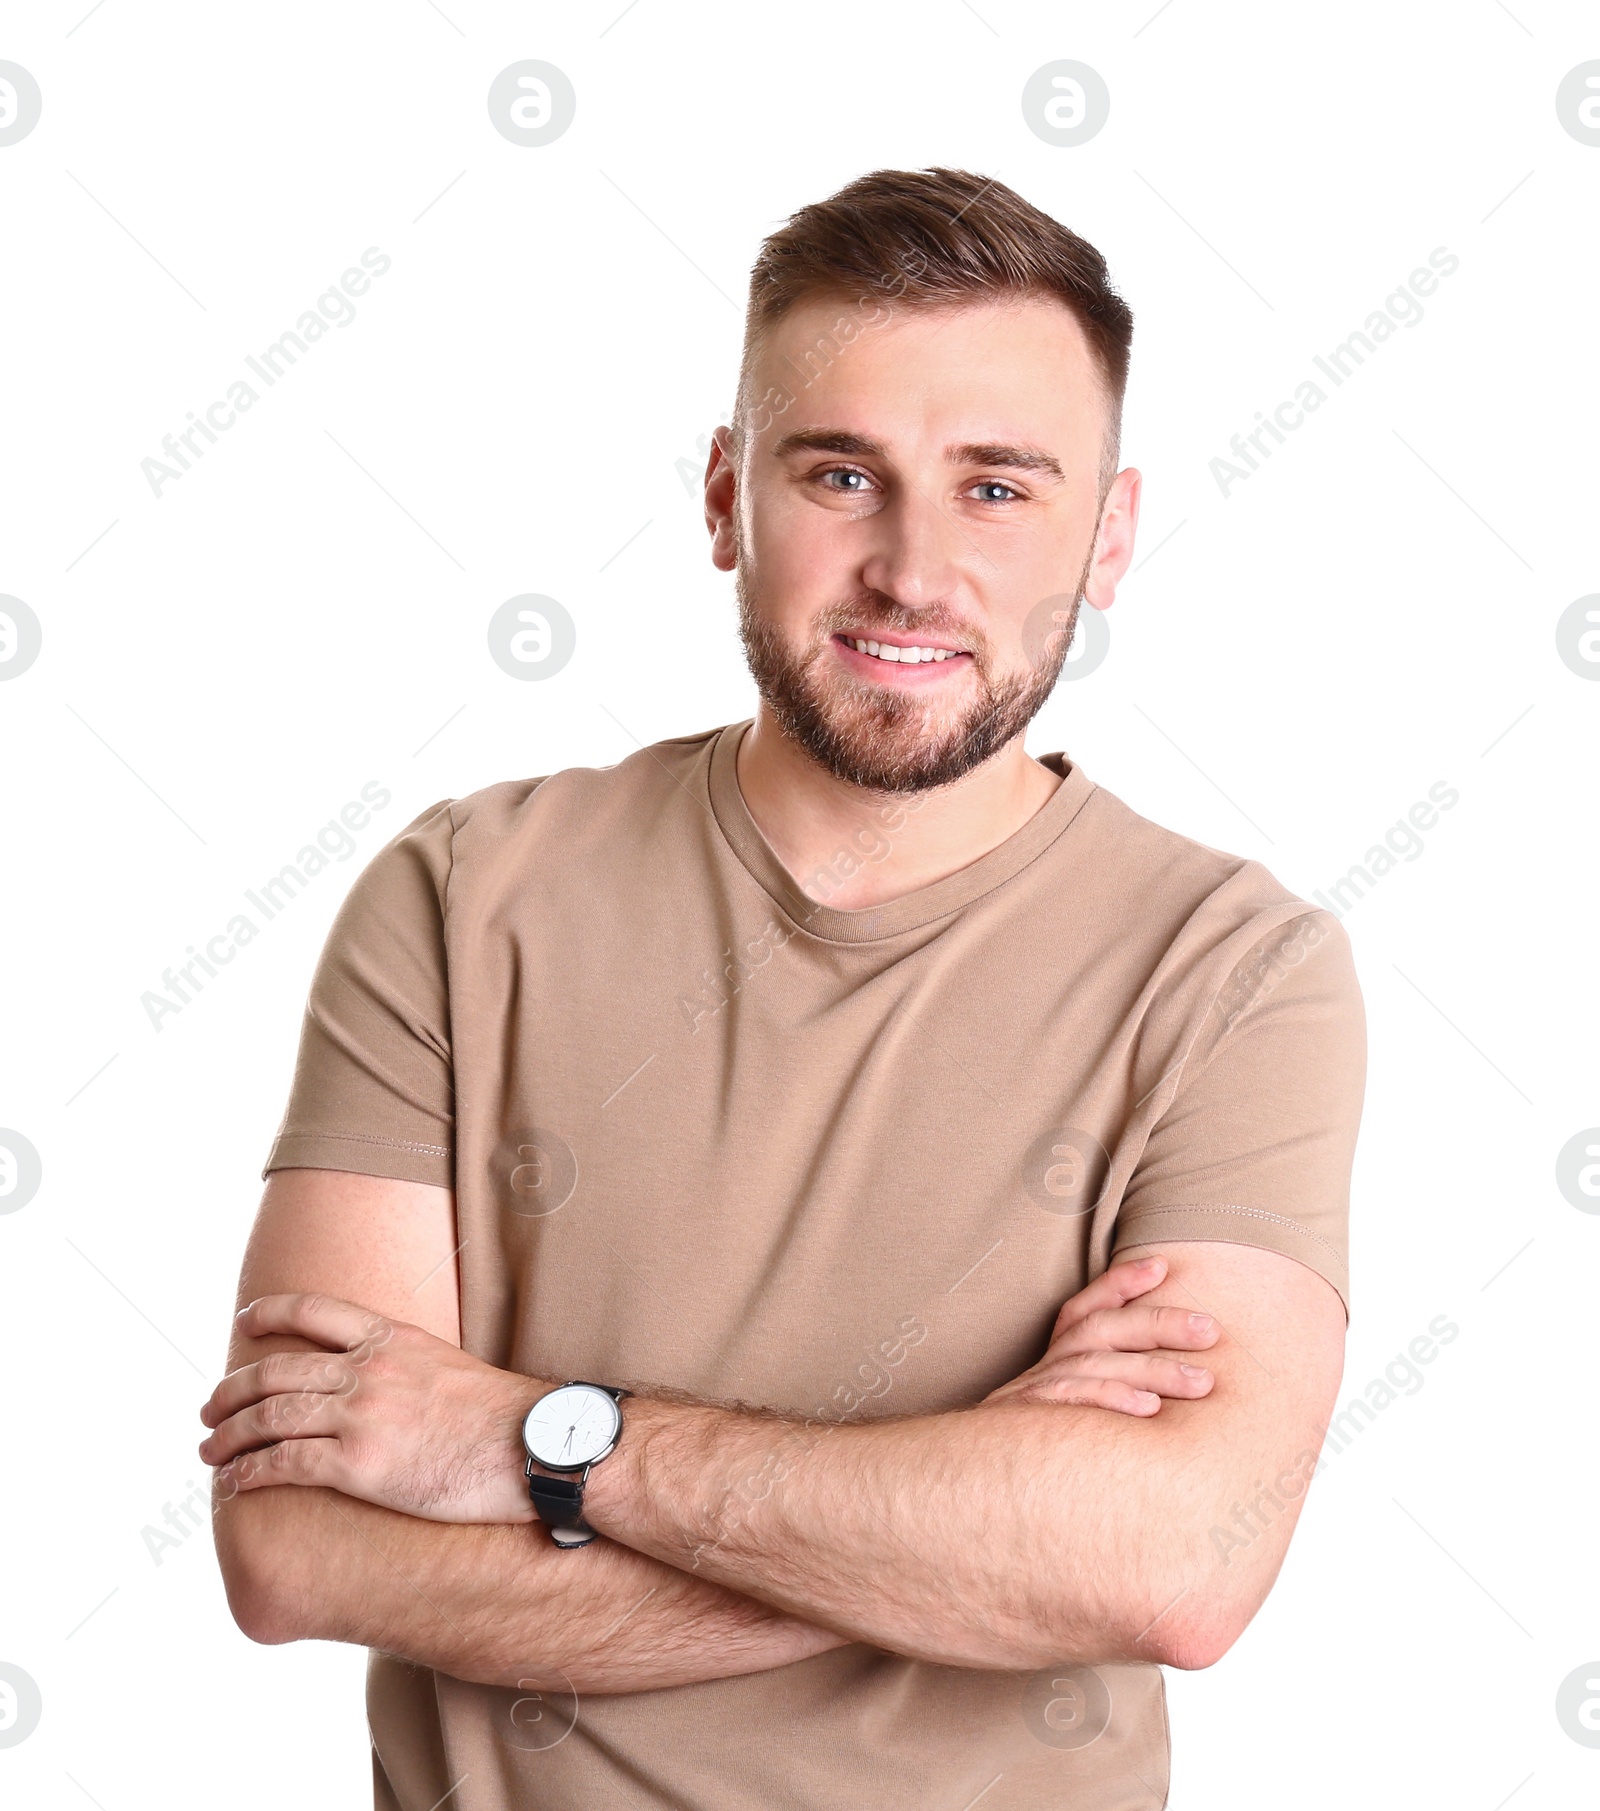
732, 166, 1133, 488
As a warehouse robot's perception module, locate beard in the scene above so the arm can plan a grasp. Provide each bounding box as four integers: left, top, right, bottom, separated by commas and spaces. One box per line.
734, 541, 1092, 796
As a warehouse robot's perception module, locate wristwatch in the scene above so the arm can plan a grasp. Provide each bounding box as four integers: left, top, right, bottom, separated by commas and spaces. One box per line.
521, 1380, 630, 1548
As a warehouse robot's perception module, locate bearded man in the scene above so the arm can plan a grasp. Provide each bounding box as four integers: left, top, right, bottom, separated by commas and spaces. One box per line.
203, 166, 1364, 1811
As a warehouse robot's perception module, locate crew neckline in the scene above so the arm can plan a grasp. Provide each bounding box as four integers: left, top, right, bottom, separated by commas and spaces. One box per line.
706, 718, 1097, 944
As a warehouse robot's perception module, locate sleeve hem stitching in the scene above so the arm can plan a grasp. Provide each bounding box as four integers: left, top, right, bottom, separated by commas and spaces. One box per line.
1115, 1202, 1346, 1269
271, 1130, 451, 1158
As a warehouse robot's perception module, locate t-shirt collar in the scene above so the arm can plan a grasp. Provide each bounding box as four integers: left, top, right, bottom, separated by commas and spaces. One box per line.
706, 718, 1096, 944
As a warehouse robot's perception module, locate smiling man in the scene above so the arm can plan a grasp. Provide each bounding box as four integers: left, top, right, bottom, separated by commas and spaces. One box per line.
206, 168, 1365, 1810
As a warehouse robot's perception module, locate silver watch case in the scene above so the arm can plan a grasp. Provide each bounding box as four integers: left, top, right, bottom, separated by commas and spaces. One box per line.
521, 1380, 626, 1474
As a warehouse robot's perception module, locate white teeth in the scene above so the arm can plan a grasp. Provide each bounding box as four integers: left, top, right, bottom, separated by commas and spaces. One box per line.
848, 638, 957, 665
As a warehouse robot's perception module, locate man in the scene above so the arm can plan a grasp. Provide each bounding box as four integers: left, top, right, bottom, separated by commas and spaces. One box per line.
203, 167, 1364, 1809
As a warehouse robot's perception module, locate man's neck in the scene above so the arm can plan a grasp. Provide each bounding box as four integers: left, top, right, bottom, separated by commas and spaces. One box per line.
734, 707, 1064, 912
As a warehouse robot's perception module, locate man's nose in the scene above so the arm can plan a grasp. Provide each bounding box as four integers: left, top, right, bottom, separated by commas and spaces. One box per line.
856, 482, 980, 612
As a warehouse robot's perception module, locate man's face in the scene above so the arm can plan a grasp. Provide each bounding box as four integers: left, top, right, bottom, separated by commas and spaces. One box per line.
711, 292, 1137, 793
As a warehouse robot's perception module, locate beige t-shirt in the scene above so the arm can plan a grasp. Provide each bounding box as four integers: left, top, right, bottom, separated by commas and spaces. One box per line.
264, 719, 1365, 1811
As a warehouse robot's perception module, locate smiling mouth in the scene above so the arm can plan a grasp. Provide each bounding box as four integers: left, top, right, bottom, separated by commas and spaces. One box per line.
834, 633, 971, 668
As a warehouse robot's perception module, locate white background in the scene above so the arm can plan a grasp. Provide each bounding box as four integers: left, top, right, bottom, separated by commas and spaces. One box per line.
1, 2, 1597, 1806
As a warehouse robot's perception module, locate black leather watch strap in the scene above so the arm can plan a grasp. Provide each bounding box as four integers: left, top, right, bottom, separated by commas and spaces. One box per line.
525, 1470, 596, 1548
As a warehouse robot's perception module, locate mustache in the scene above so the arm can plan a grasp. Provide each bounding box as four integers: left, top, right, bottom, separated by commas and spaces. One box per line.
813, 599, 985, 658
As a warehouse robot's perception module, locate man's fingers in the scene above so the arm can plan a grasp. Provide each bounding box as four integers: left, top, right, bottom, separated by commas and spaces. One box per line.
1067, 1302, 1220, 1355
990, 1373, 1164, 1416
214, 1437, 344, 1501
199, 1349, 356, 1428
1052, 1348, 1214, 1398
200, 1391, 343, 1467
987, 1347, 1214, 1409
234, 1291, 396, 1354
1050, 1255, 1168, 1335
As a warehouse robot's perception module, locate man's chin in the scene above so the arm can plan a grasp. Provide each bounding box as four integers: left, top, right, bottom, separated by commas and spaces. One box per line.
768, 686, 1033, 795
737, 599, 1065, 793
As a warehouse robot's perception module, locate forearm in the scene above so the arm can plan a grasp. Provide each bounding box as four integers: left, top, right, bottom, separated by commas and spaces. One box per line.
209, 1197, 1338, 1682
582, 1388, 1309, 1672
214, 1481, 850, 1692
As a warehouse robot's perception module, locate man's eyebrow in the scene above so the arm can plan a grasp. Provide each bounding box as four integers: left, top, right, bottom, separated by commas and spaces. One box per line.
770, 428, 887, 461
770, 428, 1064, 482
950, 442, 1065, 481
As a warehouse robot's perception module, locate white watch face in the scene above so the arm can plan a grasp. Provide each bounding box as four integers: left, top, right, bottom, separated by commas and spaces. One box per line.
523, 1384, 621, 1470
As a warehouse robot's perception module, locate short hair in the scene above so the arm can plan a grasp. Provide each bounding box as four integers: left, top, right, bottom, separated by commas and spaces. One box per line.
731, 166, 1134, 491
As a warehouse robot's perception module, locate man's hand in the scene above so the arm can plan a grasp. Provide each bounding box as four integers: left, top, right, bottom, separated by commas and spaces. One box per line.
211, 1172, 852, 1696
982, 1252, 1220, 1413
198, 1292, 545, 1524
200, 1260, 1217, 1530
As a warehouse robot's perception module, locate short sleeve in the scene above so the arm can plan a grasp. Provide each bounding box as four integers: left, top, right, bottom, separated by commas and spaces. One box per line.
1111, 909, 1366, 1320
262, 799, 456, 1187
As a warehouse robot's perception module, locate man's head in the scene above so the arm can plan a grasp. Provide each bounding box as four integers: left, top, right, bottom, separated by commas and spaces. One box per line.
706, 166, 1140, 795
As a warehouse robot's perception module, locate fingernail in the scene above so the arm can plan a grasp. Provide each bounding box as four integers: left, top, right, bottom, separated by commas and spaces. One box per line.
1180, 1363, 1207, 1377
1141, 1258, 1164, 1272
1137, 1391, 1160, 1409
1188, 1313, 1214, 1330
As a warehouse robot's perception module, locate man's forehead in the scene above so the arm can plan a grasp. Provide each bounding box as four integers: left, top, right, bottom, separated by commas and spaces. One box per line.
745, 293, 1105, 454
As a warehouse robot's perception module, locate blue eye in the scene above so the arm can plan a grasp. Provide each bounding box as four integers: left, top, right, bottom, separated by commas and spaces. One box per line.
972, 481, 1018, 503
822, 469, 872, 492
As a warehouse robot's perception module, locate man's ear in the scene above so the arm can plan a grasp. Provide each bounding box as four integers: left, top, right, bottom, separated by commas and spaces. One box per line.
1083, 465, 1142, 612
707, 426, 738, 572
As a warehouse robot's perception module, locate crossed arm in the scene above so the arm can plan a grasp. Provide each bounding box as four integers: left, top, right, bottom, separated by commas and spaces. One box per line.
206, 1168, 1345, 1691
